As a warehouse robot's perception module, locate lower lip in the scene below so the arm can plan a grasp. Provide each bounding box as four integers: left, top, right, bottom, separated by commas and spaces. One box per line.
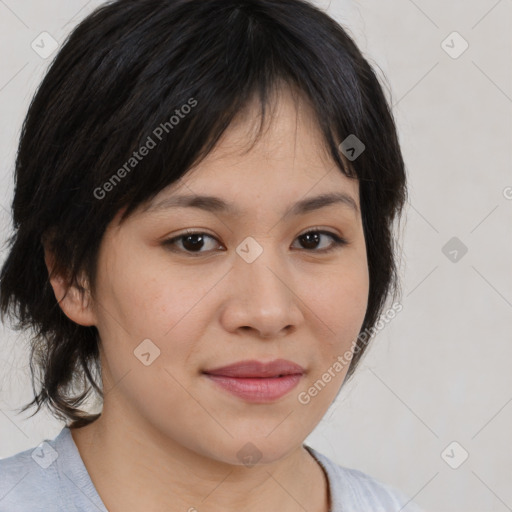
203, 373, 303, 402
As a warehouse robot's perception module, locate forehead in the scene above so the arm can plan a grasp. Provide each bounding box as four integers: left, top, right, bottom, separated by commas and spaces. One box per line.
201, 86, 336, 168
147, 88, 359, 210
102, 87, 360, 236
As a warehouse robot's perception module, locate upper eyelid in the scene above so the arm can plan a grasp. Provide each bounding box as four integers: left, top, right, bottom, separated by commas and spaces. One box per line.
169, 227, 341, 240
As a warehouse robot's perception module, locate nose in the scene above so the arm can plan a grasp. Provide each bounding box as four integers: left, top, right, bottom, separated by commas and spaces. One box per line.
219, 242, 305, 340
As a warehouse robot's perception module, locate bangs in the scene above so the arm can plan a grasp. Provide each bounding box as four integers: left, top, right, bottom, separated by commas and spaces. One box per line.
71, 0, 364, 224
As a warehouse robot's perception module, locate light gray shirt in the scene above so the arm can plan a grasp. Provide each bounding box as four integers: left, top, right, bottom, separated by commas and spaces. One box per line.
0, 426, 423, 511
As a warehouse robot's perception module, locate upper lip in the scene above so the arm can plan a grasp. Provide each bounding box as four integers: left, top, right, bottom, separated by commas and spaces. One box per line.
203, 359, 305, 378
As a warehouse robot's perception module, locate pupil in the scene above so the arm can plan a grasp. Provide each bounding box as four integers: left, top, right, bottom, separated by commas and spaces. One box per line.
183, 234, 204, 251
301, 232, 319, 249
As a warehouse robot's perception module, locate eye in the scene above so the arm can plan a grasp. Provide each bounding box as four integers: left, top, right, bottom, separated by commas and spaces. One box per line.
162, 229, 348, 256
162, 230, 221, 255
292, 230, 348, 253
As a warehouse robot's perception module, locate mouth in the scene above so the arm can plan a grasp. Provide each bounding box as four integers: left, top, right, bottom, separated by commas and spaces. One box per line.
202, 359, 305, 403
202, 358, 306, 378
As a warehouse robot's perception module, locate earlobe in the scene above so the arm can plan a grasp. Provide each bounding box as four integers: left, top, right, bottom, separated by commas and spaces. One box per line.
43, 245, 97, 327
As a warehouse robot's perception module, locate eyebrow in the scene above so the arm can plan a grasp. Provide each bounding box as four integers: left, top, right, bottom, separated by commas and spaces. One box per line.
144, 192, 359, 218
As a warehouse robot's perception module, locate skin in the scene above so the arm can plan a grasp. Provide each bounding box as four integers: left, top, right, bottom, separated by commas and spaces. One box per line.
45, 86, 369, 512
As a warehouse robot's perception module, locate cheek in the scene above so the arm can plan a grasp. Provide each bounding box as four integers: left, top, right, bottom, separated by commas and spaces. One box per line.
97, 243, 200, 334
305, 259, 369, 347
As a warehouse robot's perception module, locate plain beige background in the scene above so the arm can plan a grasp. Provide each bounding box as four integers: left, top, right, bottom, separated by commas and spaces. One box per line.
0, 1, 511, 511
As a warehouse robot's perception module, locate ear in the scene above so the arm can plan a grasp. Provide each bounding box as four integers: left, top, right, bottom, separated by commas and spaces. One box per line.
43, 243, 97, 327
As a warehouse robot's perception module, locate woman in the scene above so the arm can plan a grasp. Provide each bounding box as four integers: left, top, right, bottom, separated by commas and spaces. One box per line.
0, 0, 422, 510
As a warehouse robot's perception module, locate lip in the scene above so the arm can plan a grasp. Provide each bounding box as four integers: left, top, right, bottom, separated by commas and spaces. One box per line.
203, 359, 305, 378
202, 359, 305, 403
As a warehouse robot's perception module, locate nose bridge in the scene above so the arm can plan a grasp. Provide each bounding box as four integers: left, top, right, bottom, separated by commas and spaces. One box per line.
226, 235, 302, 336
237, 232, 288, 287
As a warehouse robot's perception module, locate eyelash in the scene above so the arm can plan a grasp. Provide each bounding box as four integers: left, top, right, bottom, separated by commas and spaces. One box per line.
162, 229, 348, 256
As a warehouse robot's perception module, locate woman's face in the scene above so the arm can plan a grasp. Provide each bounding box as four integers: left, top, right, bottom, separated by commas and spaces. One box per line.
86, 90, 369, 465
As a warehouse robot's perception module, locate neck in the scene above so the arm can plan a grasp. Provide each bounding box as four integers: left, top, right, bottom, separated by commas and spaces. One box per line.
70, 407, 330, 512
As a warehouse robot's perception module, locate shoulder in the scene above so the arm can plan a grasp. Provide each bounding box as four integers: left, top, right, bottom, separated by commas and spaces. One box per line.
305, 445, 424, 512
0, 429, 66, 512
